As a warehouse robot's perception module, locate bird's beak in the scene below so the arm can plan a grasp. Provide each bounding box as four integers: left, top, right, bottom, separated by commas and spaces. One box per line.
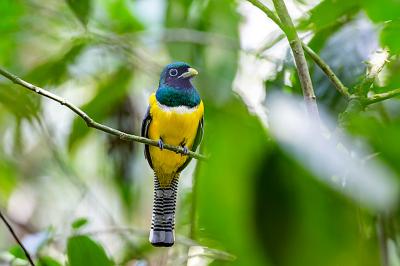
178, 68, 198, 79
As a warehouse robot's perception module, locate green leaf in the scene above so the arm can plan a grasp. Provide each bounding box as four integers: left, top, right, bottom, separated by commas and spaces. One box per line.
0, 84, 40, 120
38, 256, 62, 266
67, 235, 113, 266
71, 218, 89, 230
66, 0, 91, 25
298, 0, 360, 31
8, 245, 26, 260
68, 67, 133, 150
0, 156, 17, 202
196, 99, 270, 265
362, 0, 400, 22
381, 20, 400, 55
0, 0, 26, 66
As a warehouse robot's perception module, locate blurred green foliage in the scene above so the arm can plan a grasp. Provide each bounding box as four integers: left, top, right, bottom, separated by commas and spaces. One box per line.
1, 0, 400, 266
67, 235, 113, 266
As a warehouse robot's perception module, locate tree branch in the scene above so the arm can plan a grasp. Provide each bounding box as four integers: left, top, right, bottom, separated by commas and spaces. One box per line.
301, 44, 351, 98
0, 210, 36, 266
365, 88, 400, 105
0, 66, 207, 161
247, 0, 350, 100
271, 0, 320, 119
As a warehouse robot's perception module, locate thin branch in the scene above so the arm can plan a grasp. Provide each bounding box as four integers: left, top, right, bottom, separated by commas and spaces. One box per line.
302, 44, 351, 98
0, 66, 207, 161
365, 88, 400, 105
272, 0, 320, 120
247, 0, 350, 100
0, 210, 36, 266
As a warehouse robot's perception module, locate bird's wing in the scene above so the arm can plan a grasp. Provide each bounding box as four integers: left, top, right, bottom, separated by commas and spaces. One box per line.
141, 106, 153, 169
177, 116, 204, 173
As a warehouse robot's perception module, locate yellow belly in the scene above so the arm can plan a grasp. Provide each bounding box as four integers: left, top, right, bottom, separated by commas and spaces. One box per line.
148, 93, 204, 186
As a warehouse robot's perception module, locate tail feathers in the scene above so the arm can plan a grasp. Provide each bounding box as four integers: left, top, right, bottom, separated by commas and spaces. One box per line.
149, 176, 178, 247
149, 230, 174, 247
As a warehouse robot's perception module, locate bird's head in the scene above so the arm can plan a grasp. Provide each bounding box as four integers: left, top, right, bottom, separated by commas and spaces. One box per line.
159, 62, 198, 89
156, 62, 200, 107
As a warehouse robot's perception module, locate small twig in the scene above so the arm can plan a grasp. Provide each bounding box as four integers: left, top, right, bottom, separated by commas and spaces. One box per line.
302, 44, 351, 98
0, 66, 207, 161
365, 88, 400, 105
0, 210, 36, 266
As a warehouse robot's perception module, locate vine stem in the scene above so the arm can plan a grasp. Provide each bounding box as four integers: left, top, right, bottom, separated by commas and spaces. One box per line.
0, 210, 36, 266
0, 66, 207, 161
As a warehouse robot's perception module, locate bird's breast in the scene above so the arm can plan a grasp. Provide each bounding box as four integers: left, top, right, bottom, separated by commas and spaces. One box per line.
147, 93, 203, 183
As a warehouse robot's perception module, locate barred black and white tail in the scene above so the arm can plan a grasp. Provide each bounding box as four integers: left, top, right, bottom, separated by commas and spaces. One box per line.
149, 176, 178, 247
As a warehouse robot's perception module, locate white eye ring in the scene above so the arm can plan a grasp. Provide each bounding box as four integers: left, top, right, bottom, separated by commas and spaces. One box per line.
169, 68, 178, 76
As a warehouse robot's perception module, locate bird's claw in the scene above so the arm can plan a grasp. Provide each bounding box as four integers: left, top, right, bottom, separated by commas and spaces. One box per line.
158, 139, 164, 150
182, 146, 189, 156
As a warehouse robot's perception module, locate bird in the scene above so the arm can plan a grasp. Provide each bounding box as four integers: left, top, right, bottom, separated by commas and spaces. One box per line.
141, 62, 204, 247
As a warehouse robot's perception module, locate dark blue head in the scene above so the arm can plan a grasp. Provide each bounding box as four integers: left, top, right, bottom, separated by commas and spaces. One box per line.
156, 62, 201, 107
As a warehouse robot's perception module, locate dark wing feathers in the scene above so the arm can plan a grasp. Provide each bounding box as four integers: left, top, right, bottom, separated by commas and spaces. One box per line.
141, 107, 153, 169
142, 107, 204, 173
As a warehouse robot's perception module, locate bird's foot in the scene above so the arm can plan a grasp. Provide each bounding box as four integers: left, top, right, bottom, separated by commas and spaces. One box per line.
181, 146, 189, 156
158, 139, 164, 150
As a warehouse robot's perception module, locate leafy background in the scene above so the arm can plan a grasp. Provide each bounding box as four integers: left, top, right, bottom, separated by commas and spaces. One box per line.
1, 0, 400, 265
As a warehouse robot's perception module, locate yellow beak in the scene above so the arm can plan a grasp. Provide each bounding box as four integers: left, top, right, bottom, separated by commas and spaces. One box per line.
178, 67, 198, 79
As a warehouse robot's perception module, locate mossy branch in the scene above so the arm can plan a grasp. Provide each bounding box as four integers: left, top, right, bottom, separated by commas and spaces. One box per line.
0, 66, 207, 161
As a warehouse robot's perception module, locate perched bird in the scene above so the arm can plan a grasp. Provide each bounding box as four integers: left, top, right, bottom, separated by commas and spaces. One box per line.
141, 62, 204, 247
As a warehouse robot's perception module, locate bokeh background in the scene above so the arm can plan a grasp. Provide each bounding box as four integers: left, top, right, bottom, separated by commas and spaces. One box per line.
1, 0, 400, 265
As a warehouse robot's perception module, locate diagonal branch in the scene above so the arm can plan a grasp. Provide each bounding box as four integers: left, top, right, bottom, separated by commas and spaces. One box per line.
247, 0, 350, 100
0, 210, 36, 266
0, 66, 207, 161
365, 88, 400, 105
301, 44, 350, 98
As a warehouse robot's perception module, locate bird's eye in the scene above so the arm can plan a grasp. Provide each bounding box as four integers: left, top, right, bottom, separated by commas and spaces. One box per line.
169, 68, 178, 77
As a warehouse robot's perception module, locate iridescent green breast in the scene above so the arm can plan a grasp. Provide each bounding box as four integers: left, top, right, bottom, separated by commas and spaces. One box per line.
156, 85, 200, 108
